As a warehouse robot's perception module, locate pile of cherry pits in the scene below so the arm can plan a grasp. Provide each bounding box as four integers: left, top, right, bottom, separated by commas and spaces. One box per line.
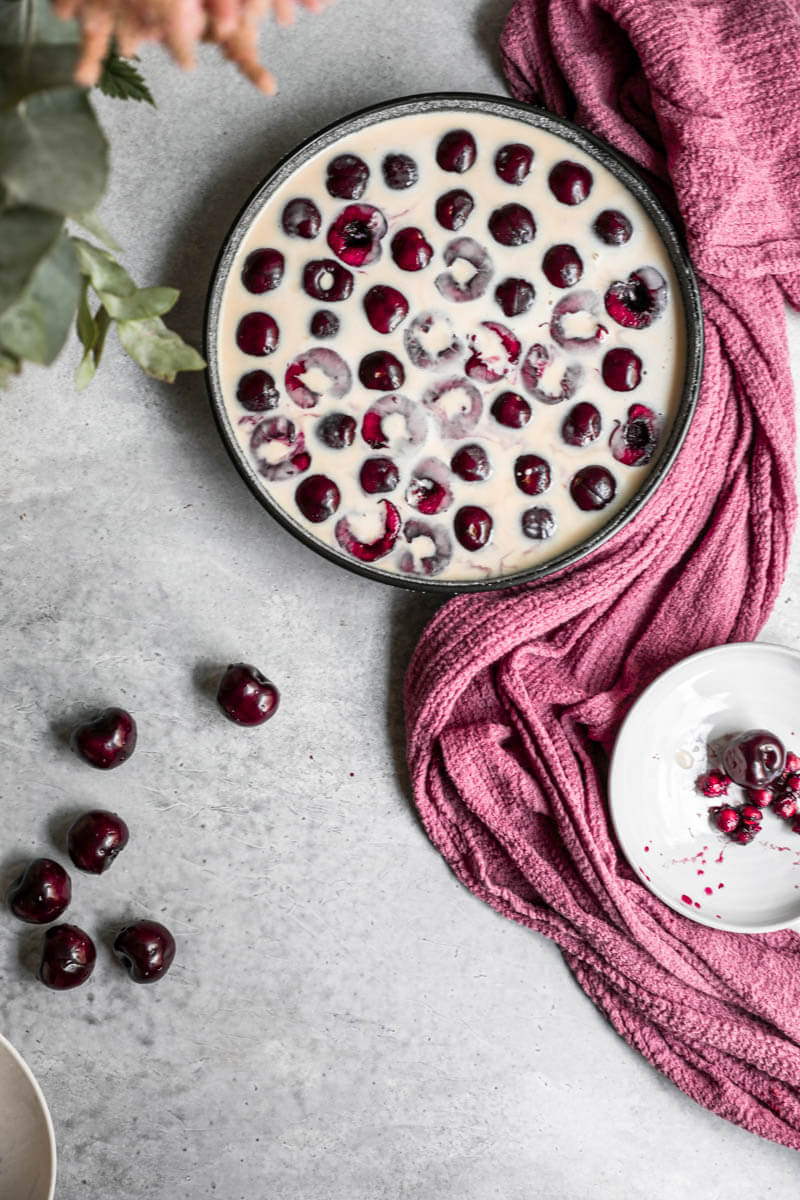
6, 663, 277, 991
699, 728, 800, 845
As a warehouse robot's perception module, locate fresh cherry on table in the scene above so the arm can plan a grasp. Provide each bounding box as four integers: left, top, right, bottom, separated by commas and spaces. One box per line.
7, 858, 71, 924
113, 920, 176, 984
38, 924, 96, 990
722, 729, 785, 788
70, 706, 137, 769
216, 664, 280, 726
68, 810, 130, 875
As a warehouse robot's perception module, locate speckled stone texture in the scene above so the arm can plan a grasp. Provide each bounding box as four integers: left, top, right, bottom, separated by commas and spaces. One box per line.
2, 1, 800, 1197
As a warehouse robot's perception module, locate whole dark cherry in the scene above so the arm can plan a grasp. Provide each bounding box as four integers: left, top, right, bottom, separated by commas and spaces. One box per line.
236, 312, 279, 356
309, 310, 339, 339
495, 143, 533, 185
722, 730, 785, 788
363, 285, 409, 334
514, 454, 551, 495
113, 920, 176, 984
70, 706, 137, 769
548, 161, 593, 205
435, 189, 474, 231
39, 924, 96, 990
436, 129, 477, 173
391, 228, 433, 271
326, 154, 369, 199
317, 413, 356, 449
360, 457, 399, 494
237, 369, 279, 412
241, 248, 284, 294
521, 507, 556, 540
295, 474, 341, 523
602, 347, 642, 391
216, 663, 279, 726
542, 245, 583, 288
491, 391, 531, 428
7, 859, 71, 924
453, 506, 493, 551
494, 277, 535, 317
593, 209, 632, 245
488, 203, 536, 247
281, 198, 321, 239
451, 444, 491, 482
569, 465, 616, 511
358, 351, 405, 391
67, 810, 129, 875
383, 153, 418, 189
562, 401, 601, 447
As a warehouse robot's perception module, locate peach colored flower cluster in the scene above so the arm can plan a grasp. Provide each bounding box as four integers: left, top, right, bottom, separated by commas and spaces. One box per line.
52, 0, 331, 94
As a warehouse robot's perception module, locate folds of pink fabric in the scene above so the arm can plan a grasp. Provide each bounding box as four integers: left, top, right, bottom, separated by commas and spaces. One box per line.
405, 0, 800, 1149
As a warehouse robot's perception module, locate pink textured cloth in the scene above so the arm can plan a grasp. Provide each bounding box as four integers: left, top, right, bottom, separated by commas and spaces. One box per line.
405, 0, 800, 1149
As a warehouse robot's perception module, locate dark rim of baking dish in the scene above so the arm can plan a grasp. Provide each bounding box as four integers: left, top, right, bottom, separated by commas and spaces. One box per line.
204, 92, 704, 593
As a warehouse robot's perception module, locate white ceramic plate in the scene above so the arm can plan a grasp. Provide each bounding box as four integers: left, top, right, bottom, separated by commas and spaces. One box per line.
0, 1033, 56, 1200
609, 642, 800, 933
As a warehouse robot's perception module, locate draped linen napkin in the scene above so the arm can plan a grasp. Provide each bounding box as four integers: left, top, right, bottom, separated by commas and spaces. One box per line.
405, 0, 800, 1148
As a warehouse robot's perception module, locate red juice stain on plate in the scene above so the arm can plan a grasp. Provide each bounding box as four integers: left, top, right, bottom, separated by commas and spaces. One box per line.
681, 894, 692, 905
643, 844, 650, 852
704, 886, 713, 895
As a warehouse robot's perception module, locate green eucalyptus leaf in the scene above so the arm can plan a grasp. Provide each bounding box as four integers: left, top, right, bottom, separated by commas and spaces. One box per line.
74, 303, 110, 390
102, 285, 179, 321
0, 1, 81, 108
75, 276, 96, 350
99, 54, 155, 105
0, 205, 63, 317
72, 236, 135, 296
93, 305, 110, 365
117, 315, 206, 383
0, 87, 108, 216
0, 343, 21, 387
0, 232, 79, 363
73, 210, 121, 253
74, 343, 96, 390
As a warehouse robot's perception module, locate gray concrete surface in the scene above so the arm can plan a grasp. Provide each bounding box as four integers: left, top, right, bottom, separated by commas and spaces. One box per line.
3, 1, 800, 1196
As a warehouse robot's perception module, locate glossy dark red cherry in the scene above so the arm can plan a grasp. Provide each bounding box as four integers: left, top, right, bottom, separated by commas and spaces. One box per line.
495, 143, 533, 185
237, 369, 279, 412
453, 506, 492, 551
39, 924, 96, 990
302, 259, 354, 303
317, 412, 356, 449
295, 474, 341, 522
521, 506, 556, 540
491, 391, 531, 428
363, 285, 409, 334
7, 859, 71, 924
602, 347, 642, 391
562, 401, 601, 446
281, 198, 321, 239
327, 204, 387, 267
494, 277, 535, 317
542, 244, 583, 288
236, 312, 279, 356
391, 227, 433, 271
382, 153, 418, 189
67, 810, 129, 874
435, 189, 474, 231
358, 350, 405, 391
436, 129, 477, 173
548, 160, 593, 204
216, 663, 279, 726
722, 730, 785, 788
593, 209, 632, 245
310, 310, 340, 339
360, 456, 399, 495
488, 203, 536, 246
569, 465, 616, 511
514, 454, 551, 495
450, 444, 491, 482
241, 248, 284, 293
113, 920, 176, 984
326, 154, 369, 199
70, 706, 137, 769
